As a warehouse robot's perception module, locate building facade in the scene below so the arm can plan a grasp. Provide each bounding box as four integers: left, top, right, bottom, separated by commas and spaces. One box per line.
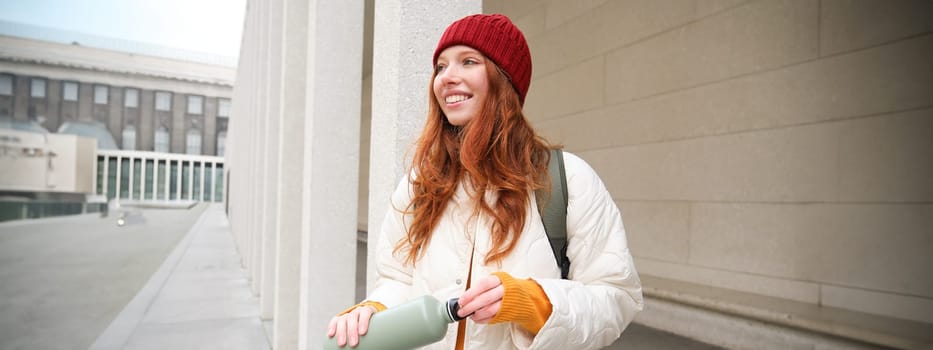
0, 35, 233, 156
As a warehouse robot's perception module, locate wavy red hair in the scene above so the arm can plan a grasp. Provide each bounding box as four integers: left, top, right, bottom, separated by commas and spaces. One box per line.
396, 59, 554, 266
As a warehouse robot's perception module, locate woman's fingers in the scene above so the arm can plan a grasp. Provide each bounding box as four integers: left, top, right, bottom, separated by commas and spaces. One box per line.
460, 275, 501, 303
469, 300, 501, 323
458, 275, 503, 319
328, 305, 377, 347
358, 305, 375, 335
327, 316, 338, 337
334, 313, 348, 346
346, 311, 360, 347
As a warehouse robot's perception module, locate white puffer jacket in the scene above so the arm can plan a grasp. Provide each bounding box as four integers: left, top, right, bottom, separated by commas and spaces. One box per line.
368, 152, 643, 350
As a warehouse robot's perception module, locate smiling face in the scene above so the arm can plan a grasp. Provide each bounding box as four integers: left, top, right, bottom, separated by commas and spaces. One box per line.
433, 45, 490, 126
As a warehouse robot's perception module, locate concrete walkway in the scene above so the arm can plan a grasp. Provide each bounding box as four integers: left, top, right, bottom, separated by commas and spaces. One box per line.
0, 204, 207, 350
90, 204, 269, 349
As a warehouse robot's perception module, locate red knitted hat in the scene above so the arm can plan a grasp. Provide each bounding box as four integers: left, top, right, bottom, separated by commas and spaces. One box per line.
434, 14, 532, 105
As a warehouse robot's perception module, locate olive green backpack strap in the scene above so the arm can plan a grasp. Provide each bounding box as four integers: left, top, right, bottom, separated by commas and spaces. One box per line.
535, 149, 570, 279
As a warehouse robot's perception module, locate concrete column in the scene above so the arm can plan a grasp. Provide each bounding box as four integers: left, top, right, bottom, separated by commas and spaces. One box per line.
171, 93, 186, 153
101, 155, 109, 199
366, 0, 480, 290
229, 0, 255, 268
78, 82, 92, 121
139, 90, 154, 151
238, 0, 262, 265
296, 1, 365, 348
242, 0, 257, 270
140, 157, 147, 200
198, 160, 205, 200
271, 0, 311, 346
0, 76, 14, 120
204, 97, 218, 156
109, 87, 124, 148
246, 17, 258, 257
46, 78, 61, 131
259, 0, 285, 321
13, 75, 28, 120
249, 0, 269, 297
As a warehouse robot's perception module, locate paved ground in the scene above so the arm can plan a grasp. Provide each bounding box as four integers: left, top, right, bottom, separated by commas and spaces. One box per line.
0, 203, 721, 350
89, 204, 268, 350
0, 204, 206, 350
614, 324, 724, 349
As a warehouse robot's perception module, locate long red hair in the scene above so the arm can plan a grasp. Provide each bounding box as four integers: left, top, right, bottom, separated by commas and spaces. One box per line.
396, 59, 553, 266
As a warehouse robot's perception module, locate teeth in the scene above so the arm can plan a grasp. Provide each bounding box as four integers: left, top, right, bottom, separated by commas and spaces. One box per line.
445, 95, 469, 104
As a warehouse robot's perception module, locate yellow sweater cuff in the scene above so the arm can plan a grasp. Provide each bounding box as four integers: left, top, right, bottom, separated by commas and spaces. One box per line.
489, 271, 553, 335
337, 300, 387, 316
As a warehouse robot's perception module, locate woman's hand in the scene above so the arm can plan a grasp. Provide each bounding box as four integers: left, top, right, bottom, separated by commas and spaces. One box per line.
457, 274, 504, 323
327, 305, 378, 347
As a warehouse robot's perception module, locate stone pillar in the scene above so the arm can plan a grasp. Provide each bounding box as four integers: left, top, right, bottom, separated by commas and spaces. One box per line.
272, 0, 309, 349
296, 1, 365, 348
227, 39, 242, 248
0, 75, 14, 120
249, 0, 268, 299
78, 82, 93, 122
272, 0, 309, 346
242, 0, 263, 294
46, 78, 62, 131
139, 90, 154, 151
171, 93, 186, 153
13, 75, 28, 120
230, 0, 261, 282
366, 0, 480, 290
245, 2, 262, 281
108, 87, 124, 148
259, 0, 284, 322
204, 97, 218, 156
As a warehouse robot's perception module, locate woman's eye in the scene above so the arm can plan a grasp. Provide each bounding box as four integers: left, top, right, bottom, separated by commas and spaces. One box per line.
464, 59, 478, 65
435, 64, 446, 73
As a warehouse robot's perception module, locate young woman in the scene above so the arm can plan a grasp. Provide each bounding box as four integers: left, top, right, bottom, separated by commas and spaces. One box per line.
328, 14, 643, 350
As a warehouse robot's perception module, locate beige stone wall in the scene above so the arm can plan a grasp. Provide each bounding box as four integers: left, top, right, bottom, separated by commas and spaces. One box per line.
0, 129, 97, 193
487, 0, 933, 323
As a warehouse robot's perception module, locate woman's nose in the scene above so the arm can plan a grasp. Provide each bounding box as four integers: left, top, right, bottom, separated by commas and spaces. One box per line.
438, 66, 460, 84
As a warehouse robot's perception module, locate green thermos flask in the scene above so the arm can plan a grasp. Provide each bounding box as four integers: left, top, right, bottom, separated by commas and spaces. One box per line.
324, 295, 465, 350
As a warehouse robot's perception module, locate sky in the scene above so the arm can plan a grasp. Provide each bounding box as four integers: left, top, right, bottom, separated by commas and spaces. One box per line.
0, 0, 247, 60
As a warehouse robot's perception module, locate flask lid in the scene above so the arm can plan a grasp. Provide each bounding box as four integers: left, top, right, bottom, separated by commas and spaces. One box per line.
447, 298, 467, 322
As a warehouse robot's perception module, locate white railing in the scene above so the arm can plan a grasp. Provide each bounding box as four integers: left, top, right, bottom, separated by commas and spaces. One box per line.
95, 150, 225, 204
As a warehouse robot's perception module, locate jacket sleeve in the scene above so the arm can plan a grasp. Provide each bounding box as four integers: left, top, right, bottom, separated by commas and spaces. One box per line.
512, 152, 644, 350
366, 176, 415, 308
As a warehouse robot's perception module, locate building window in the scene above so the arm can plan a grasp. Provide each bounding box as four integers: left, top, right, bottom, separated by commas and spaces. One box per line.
122, 126, 137, 150
154, 127, 170, 153
0, 74, 12, 95
63, 82, 79, 101
124, 88, 139, 108
187, 95, 203, 115
94, 85, 109, 104
155, 91, 172, 111
218, 98, 231, 118
186, 129, 202, 155
216, 131, 226, 157
30, 78, 46, 98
